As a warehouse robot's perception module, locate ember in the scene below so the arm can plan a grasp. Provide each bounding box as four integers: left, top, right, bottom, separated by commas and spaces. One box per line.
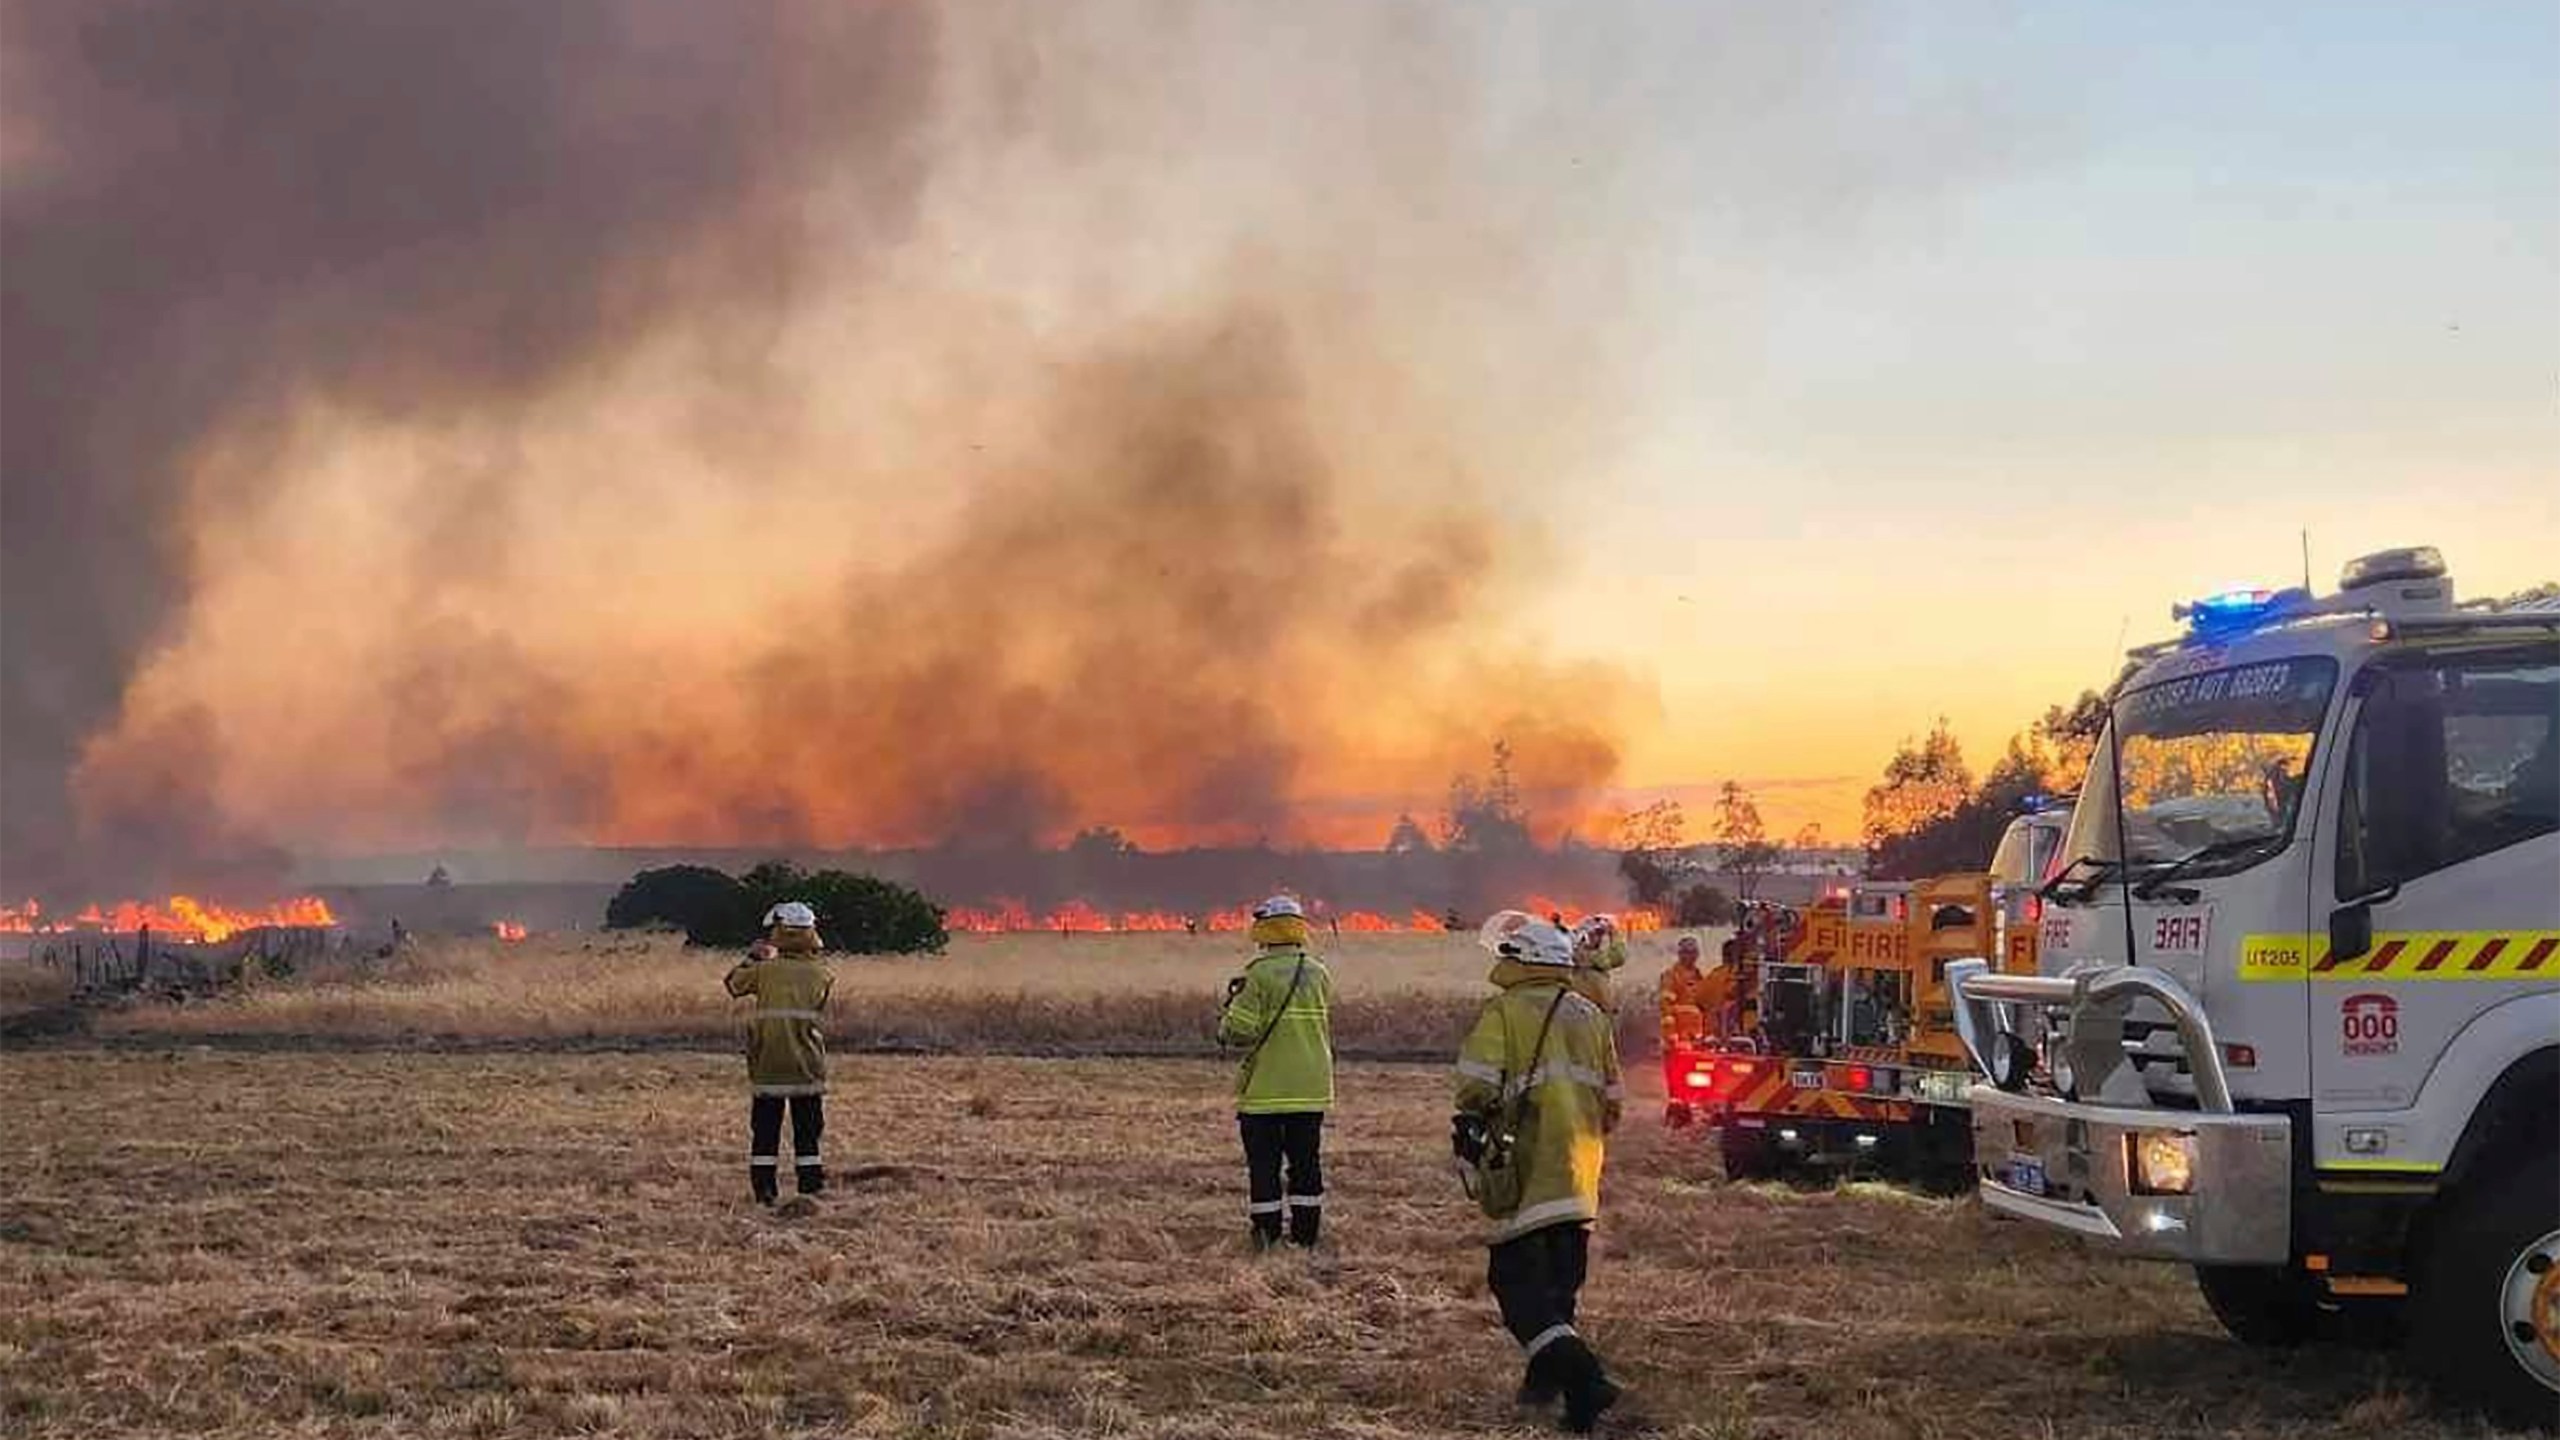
493, 921, 529, 943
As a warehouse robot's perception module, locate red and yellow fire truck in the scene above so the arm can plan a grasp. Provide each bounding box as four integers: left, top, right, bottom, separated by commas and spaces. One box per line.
1670, 808, 2065, 1187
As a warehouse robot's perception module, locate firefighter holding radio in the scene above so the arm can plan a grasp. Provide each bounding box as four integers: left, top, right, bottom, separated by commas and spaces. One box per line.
1217, 895, 1337, 1249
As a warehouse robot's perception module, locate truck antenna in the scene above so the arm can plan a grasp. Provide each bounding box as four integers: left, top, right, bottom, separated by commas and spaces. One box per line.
2301, 529, 2312, 592
2107, 692, 2144, 977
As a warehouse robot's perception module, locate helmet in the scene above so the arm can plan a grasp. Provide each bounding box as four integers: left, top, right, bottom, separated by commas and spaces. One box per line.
1572, 915, 1617, 951
1476, 909, 1538, 952
1251, 894, 1304, 921
762, 901, 818, 929
1495, 920, 1576, 969
1676, 935, 1700, 961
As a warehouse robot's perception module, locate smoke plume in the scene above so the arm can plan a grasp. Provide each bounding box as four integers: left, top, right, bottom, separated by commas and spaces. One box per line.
5, 2, 2001, 896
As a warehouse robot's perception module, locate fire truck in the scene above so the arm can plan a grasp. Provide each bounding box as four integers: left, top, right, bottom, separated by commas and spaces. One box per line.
1951, 547, 2559, 1426
1672, 805, 2066, 1187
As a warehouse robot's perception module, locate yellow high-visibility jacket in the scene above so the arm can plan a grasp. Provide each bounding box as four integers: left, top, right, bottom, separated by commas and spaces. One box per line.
1571, 936, 1629, 1012
1217, 945, 1335, 1114
1455, 963, 1624, 1242
724, 931, 832, 1096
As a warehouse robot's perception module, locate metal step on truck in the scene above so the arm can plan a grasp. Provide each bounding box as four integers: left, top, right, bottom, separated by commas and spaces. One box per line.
1949, 547, 2559, 1428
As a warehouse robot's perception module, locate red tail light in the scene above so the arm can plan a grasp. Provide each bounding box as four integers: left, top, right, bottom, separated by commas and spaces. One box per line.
1847, 1065, 1872, 1091
1683, 1070, 1716, 1090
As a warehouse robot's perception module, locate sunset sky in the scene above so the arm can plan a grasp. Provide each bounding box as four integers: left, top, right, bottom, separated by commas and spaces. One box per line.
1546, 1, 2559, 836
7, 1, 2554, 885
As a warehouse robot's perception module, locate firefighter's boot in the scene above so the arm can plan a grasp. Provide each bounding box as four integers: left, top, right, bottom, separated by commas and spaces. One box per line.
1514, 1353, 1560, 1410
1552, 1337, 1621, 1435
796, 1157, 826, 1196
1250, 1207, 1284, 1251
1287, 1197, 1322, 1248
749, 1161, 779, 1206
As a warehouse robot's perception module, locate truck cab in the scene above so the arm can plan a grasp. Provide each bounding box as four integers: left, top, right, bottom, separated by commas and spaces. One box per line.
1952, 548, 2559, 1426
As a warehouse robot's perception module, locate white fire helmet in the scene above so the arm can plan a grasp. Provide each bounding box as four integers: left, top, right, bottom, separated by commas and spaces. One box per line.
1251, 894, 1305, 921
762, 901, 819, 930
1494, 919, 1576, 969
1476, 909, 1537, 952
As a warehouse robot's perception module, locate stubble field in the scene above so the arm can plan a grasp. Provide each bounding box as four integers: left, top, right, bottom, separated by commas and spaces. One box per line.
50, 931, 1678, 1059
0, 1045, 2494, 1440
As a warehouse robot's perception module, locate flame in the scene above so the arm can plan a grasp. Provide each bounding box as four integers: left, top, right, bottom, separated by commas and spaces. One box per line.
938, 899, 1628, 935
0, 895, 337, 943
493, 920, 529, 942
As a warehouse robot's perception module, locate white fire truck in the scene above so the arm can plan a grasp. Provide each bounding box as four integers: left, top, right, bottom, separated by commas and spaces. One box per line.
1949, 547, 2559, 1427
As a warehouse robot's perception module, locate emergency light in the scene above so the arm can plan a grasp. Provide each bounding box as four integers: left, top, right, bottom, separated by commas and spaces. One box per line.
2173, 584, 2310, 637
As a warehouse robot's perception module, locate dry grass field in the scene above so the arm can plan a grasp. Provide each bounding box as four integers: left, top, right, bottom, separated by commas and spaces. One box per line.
1, 1047, 2501, 1440
48, 931, 1703, 1059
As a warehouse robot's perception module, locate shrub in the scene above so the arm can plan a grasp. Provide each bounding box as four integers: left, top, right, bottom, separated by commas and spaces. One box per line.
1673, 882, 1734, 928
605, 865, 748, 945
605, 861, 948, 954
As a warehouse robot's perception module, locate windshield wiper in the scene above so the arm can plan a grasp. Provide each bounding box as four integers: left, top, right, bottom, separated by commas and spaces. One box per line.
2039, 855, 2123, 905
2130, 833, 2289, 899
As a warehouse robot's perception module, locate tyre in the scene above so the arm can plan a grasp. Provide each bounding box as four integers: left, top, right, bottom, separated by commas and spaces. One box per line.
1664, 1102, 1694, 1129
1720, 1128, 1777, 1183
2194, 1264, 2325, 1347
2407, 1158, 2560, 1432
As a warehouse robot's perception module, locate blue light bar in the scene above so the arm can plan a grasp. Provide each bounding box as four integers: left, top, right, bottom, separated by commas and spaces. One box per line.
2174, 584, 2310, 636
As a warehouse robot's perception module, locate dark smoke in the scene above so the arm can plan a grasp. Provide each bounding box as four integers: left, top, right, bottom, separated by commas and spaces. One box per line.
1, 0, 938, 898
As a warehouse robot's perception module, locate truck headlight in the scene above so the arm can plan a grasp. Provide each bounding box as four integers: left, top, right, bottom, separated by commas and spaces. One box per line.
2128, 1131, 2196, 1196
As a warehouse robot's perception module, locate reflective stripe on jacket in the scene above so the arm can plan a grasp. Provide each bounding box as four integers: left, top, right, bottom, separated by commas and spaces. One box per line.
1455, 971, 1624, 1242
724, 950, 832, 1094
1217, 946, 1335, 1114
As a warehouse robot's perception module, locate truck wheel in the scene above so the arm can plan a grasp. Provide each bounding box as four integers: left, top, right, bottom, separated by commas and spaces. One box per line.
1720, 1130, 1776, 1183
2407, 1160, 2560, 1431
2194, 1264, 2324, 1347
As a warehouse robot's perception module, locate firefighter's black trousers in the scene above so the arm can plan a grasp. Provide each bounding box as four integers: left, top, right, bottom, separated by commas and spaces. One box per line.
1488, 1221, 1591, 1355
749, 1094, 825, 1200
1238, 1111, 1324, 1245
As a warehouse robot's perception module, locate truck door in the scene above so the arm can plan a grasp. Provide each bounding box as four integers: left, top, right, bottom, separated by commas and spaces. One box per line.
2311, 644, 2560, 1149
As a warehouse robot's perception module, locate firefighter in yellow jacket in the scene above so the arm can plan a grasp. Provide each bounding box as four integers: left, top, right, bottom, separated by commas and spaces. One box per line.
723, 901, 833, 1205
1570, 914, 1628, 1013
1216, 895, 1336, 1249
1455, 917, 1626, 1432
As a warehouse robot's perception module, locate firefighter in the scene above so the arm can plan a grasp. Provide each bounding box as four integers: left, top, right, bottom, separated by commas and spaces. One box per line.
1454, 919, 1626, 1432
1568, 914, 1627, 1013
723, 902, 833, 1205
1657, 934, 1714, 1045
1216, 895, 1336, 1249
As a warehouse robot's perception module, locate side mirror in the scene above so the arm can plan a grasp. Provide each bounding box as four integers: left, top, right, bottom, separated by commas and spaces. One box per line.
2328, 901, 2375, 963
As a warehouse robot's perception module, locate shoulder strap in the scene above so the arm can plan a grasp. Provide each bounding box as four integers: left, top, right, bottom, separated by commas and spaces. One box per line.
1501, 984, 1572, 1131
1240, 955, 1310, 1071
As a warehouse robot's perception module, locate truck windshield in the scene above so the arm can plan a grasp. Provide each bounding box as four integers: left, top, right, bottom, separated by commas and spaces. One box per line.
2062, 657, 2339, 877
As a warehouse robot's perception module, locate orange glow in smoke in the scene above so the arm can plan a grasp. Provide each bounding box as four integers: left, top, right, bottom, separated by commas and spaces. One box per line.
493, 920, 529, 942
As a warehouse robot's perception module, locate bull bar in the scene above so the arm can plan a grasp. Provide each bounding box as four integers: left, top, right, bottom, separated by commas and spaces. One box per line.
1948, 958, 2293, 1265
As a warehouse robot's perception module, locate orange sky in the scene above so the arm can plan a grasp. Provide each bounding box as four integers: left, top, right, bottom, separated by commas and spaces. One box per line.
37, 2, 2560, 865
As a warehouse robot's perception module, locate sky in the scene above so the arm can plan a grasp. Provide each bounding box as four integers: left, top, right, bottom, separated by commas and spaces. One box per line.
4, 1, 2554, 890
1551, 0, 2560, 836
